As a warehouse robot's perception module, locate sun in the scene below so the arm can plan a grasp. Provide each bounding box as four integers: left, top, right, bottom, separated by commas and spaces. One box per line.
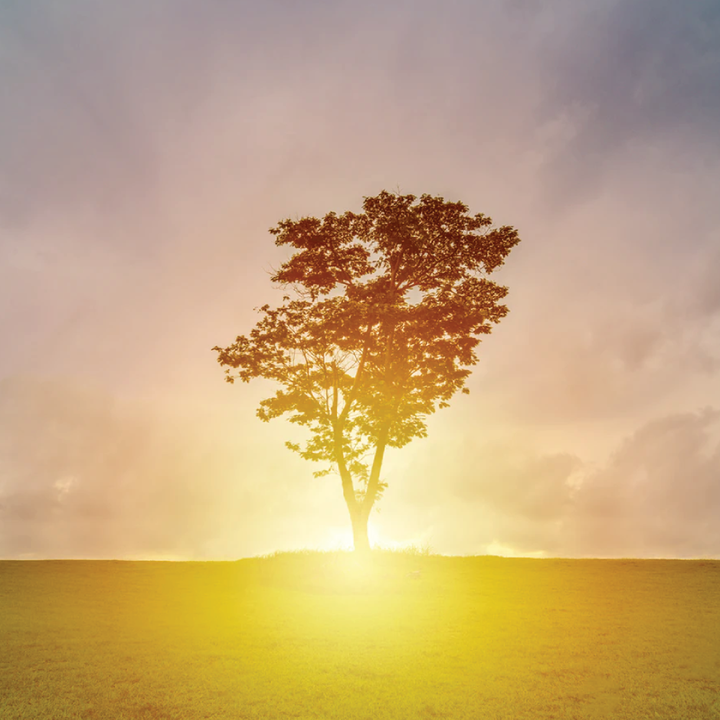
316, 521, 422, 553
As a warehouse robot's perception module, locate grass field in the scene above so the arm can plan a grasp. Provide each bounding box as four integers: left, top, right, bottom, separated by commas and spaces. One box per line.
1, 552, 719, 719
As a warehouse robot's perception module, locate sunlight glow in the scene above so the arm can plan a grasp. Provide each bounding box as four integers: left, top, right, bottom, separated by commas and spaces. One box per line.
315, 523, 429, 555
484, 540, 547, 558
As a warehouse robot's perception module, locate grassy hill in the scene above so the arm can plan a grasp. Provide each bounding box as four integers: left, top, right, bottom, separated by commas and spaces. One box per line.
1, 552, 719, 719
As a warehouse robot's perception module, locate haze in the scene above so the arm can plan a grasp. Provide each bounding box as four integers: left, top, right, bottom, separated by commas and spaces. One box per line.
1, 0, 719, 559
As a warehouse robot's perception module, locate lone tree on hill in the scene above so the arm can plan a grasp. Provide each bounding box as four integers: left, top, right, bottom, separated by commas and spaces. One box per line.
213, 190, 520, 552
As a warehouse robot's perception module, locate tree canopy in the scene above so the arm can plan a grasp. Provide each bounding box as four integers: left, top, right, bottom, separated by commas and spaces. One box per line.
213, 190, 520, 551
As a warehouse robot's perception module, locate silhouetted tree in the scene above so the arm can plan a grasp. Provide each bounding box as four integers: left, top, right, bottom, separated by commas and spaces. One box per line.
213, 191, 520, 552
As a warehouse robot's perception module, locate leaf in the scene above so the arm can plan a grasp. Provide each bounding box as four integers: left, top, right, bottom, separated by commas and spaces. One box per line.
213, 190, 520, 513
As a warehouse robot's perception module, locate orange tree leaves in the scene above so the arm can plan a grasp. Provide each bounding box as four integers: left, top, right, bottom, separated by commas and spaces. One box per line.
213, 191, 520, 504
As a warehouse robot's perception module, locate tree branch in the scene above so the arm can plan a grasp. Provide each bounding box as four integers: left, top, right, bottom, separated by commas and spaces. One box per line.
338, 322, 373, 422
361, 422, 390, 518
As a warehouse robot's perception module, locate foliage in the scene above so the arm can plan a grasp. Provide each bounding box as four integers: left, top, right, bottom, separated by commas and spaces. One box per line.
213, 191, 520, 513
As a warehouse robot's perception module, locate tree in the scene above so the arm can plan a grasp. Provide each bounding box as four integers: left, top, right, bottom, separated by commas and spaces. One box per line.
213, 190, 520, 553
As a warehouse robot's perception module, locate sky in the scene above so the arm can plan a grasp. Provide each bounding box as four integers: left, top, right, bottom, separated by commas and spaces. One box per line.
1, 0, 719, 559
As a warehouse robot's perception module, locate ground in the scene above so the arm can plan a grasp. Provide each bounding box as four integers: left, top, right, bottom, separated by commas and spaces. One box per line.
1, 552, 719, 719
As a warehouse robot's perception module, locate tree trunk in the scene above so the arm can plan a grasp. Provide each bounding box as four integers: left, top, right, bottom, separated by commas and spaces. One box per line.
350, 507, 371, 554
334, 420, 373, 554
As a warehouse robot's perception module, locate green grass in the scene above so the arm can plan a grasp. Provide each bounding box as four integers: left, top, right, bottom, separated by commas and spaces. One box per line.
1, 552, 719, 719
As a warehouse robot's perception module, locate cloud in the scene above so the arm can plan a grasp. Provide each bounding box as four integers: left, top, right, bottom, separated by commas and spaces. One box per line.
0, 375, 222, 557
0, 375, 368, 558
566, 407, 720, 557
436, 3, 720, 428
534, 0, 720, 196
2, 1, 720, 558
2, 382, 718, 559
377, 429, 582, 556
0, 0, 549, 392
475, 287, 720, 424
449, 442, 581, 522
388, 407, 720, 557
